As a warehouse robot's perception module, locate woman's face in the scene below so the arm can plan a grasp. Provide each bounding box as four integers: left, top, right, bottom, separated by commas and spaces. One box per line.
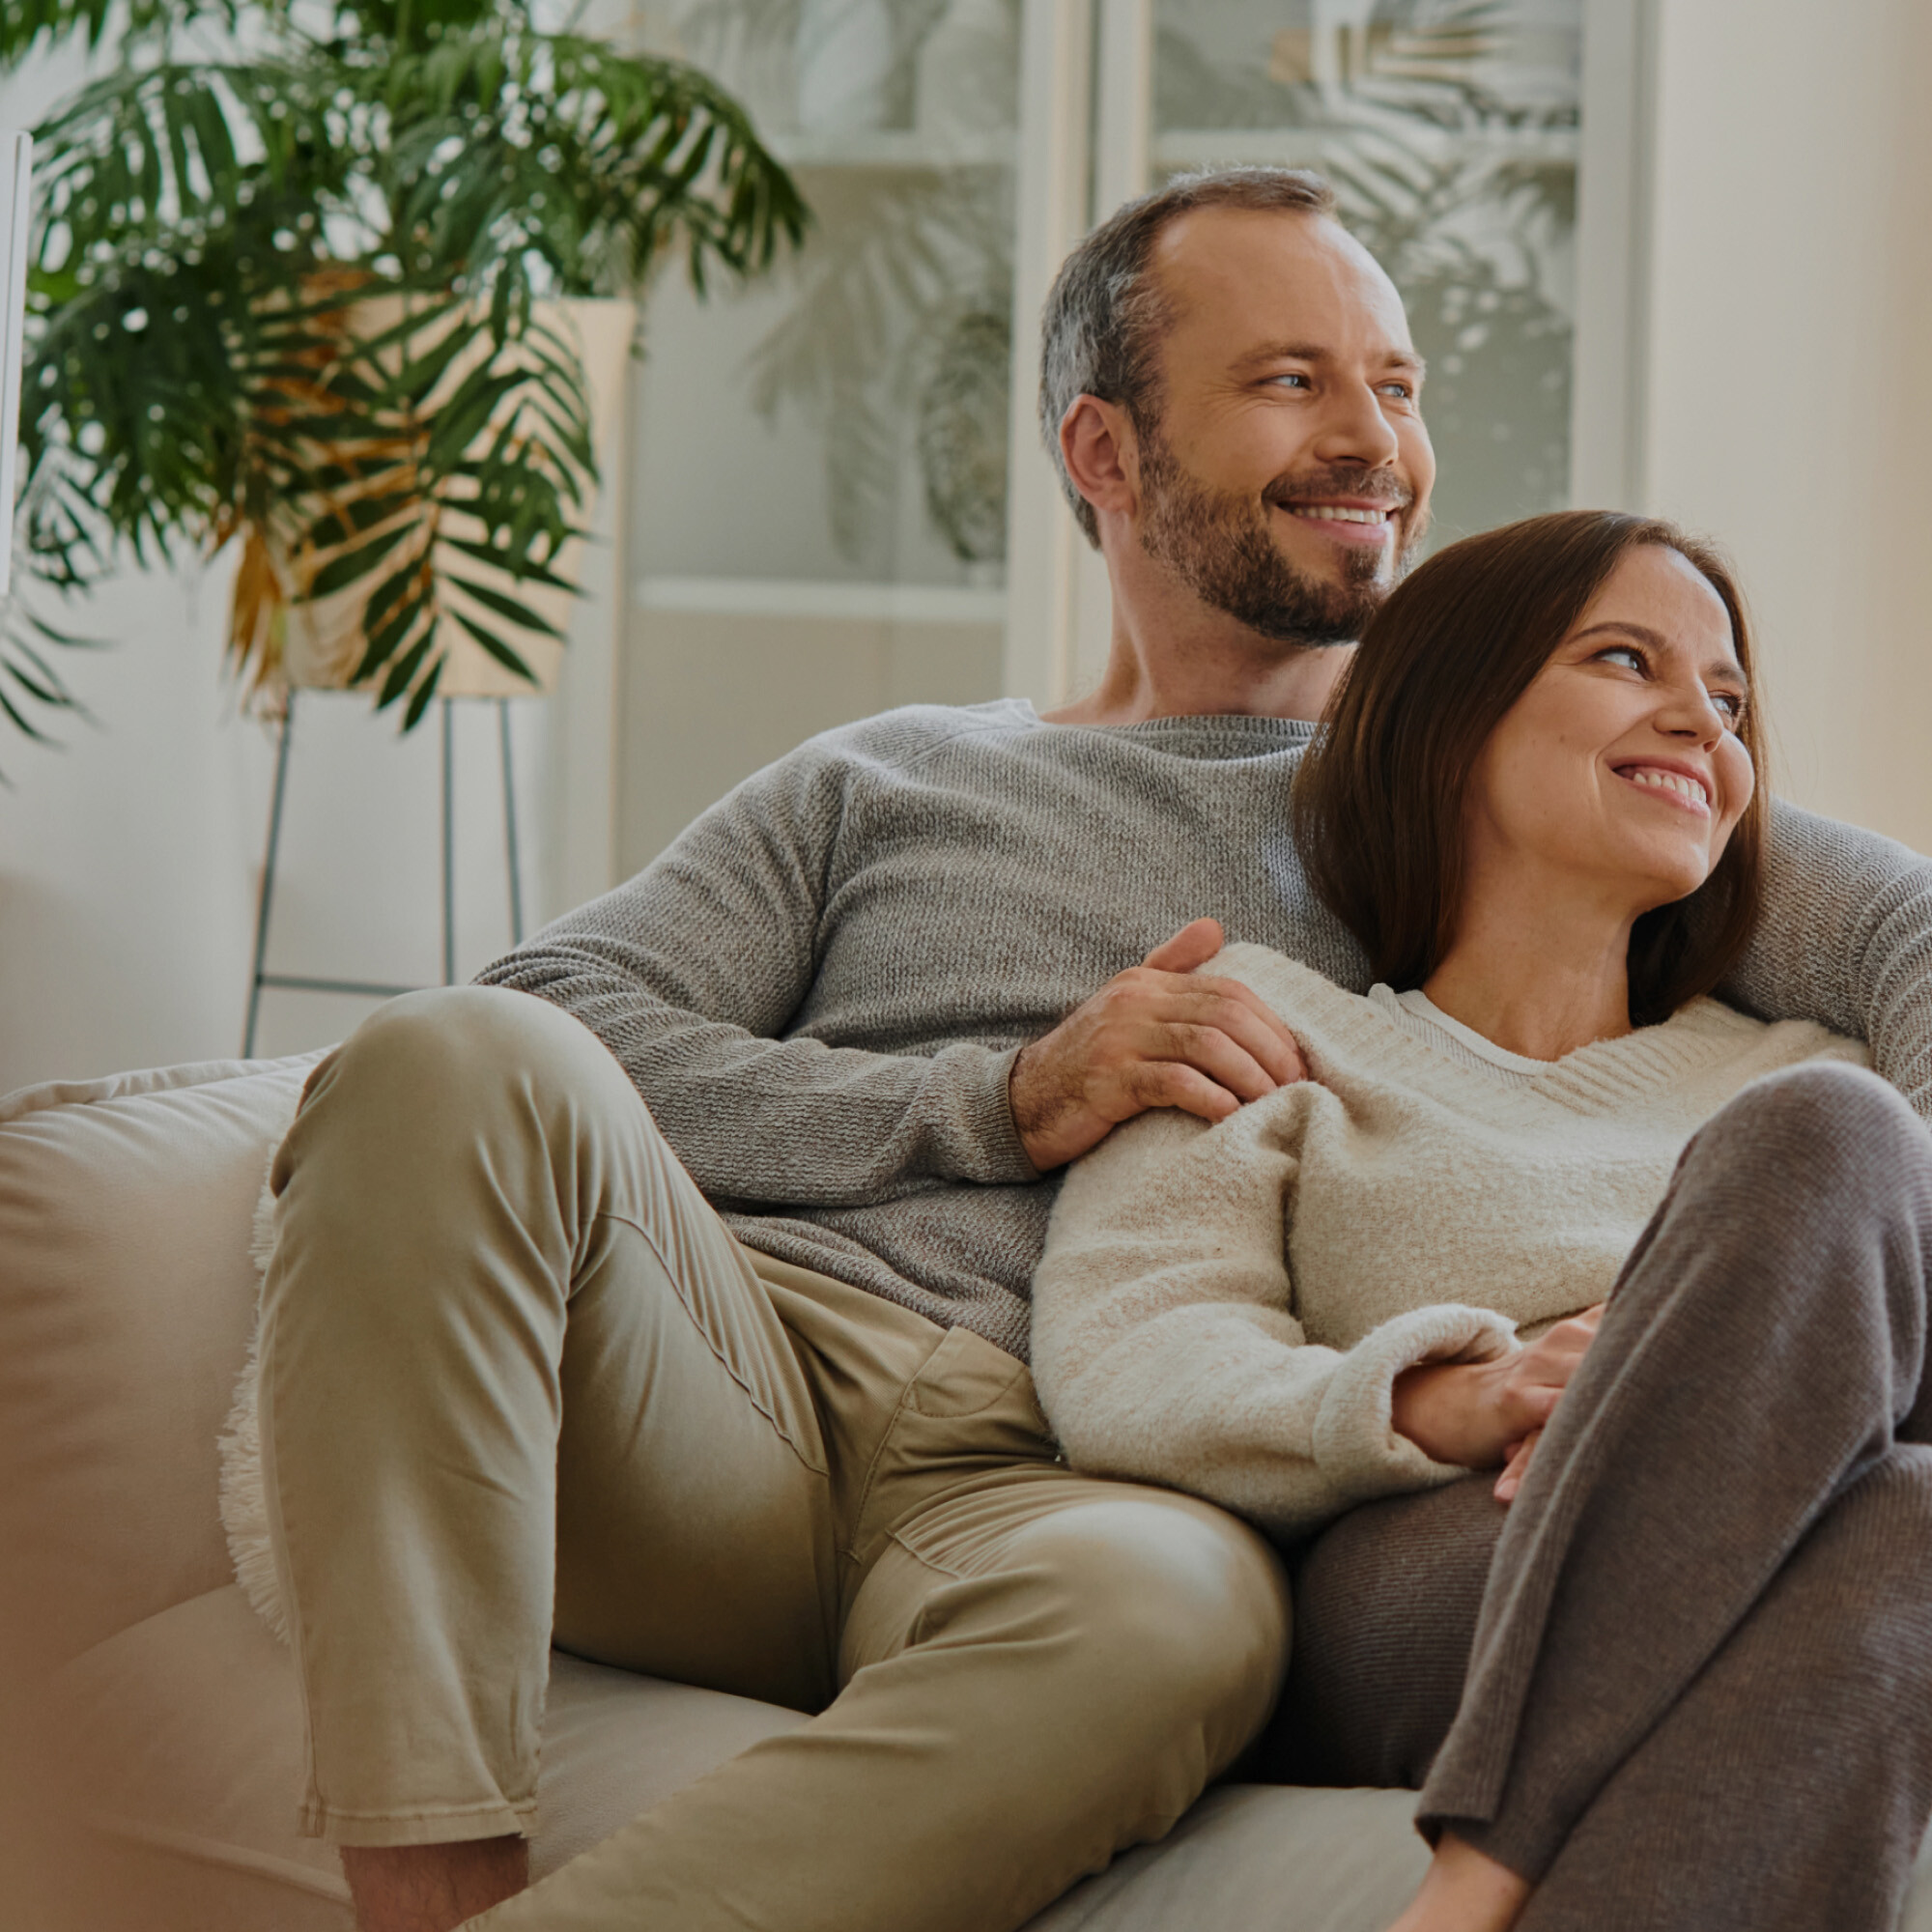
1466, 545, 1755, 916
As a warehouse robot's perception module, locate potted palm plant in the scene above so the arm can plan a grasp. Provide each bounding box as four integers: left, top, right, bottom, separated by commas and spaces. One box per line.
1, 0, 808, 738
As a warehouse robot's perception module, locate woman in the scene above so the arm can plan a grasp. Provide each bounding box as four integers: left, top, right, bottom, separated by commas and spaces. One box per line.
1030, 509, 1932, 1932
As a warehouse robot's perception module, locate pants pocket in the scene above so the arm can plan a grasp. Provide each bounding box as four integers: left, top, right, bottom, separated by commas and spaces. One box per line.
845, 1326, 1058, 1575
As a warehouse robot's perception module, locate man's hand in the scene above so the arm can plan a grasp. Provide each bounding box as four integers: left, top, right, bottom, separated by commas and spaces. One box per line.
1009, 918, 1308, 1172
1389, 1306, 1605, 1482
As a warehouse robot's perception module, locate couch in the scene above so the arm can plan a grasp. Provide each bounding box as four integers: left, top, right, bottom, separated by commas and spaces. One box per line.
6, 1049, 1932, 1930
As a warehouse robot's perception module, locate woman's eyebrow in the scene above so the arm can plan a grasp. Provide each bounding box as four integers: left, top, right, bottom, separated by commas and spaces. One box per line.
1571, 620, 1668, 649
1571, 620, 1749, 689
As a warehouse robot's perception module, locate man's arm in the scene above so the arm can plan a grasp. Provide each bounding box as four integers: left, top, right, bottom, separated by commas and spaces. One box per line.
476, 742, 1037, 1208
1724, 800, 1932, 1118
476, 733, 1303, 1208
1009, 921, 1308, 1170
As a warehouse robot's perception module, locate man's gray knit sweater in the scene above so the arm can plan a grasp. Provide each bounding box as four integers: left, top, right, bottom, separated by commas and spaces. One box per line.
477, 698, 1932, 1360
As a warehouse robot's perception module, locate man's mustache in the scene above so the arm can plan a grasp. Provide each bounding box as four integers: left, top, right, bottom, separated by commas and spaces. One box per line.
1264, 466, 1415, 513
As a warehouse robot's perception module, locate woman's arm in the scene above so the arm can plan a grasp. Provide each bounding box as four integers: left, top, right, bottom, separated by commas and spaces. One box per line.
1031, 1093, 1520, 1540
1392, 1307, 1605, 1498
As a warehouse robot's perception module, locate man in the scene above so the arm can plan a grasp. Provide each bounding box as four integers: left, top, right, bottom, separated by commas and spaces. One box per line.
259, 167, 1932, 1932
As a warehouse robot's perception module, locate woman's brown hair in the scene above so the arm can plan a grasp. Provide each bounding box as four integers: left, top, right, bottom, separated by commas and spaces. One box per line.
1291, 508, 1767, 1027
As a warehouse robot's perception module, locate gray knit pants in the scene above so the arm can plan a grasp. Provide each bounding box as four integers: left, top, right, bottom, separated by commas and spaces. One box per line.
1265, 1061, 1932, 1932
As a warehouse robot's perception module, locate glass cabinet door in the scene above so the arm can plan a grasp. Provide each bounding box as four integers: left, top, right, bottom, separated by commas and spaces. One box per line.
616, 0, 1625, 858
1148, 0, 1584, 547
620, 0, 1025, 869
1021, 0, 1598, 704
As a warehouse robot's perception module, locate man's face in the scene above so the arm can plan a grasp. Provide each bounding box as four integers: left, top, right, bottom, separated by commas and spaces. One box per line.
1130, 208, 1435, 645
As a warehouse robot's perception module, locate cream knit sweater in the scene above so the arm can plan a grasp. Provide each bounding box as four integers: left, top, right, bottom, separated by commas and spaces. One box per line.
1031, 944, 1869, 1540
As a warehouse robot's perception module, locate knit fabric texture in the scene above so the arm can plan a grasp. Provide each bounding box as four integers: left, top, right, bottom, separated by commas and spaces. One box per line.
1031, 947, 1869, 1538
477, 698, 1932, 1360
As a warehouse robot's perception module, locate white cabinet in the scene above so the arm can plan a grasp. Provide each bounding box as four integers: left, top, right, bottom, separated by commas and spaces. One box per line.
618, 0, 1637, 871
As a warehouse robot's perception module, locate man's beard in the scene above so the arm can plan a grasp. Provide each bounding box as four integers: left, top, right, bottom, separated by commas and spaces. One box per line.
1135, 424, 1425, 645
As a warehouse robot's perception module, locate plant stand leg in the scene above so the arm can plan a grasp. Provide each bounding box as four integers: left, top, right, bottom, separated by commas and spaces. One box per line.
440, 696, 457, 986
499, 696, 524, 946
243, 694, 298, 1060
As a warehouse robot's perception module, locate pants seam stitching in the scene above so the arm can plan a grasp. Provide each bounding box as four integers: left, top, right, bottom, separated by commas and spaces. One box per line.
595, 1208, 828, 1478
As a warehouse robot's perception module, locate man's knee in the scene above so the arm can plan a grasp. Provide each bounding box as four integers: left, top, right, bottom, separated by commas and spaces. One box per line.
292, 986, 645, 1171
270, 987, 663, 1313
320, 985, 620, 1111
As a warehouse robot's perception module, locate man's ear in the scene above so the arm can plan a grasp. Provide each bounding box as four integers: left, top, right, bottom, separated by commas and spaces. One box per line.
1060, 395, 1141, 527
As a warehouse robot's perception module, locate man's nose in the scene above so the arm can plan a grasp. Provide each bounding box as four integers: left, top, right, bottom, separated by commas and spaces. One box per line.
1310, 380, 1402, 470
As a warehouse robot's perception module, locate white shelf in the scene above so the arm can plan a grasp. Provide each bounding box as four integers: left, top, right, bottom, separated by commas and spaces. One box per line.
1152, 124, 1578, 169
763, 128, 1017, 170
635, 576, 1007, 625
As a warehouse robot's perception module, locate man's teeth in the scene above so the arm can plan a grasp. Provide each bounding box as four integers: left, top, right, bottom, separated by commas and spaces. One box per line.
1289, 505, 1392, 524
1625, 768, 1709, 806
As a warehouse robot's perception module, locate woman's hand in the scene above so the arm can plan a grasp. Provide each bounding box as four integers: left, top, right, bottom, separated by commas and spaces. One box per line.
1494, 1428, 1543, 1505
1390, 1307, 1604, 1477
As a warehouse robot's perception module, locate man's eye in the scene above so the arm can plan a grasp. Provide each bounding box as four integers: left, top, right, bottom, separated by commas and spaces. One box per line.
1377, 381, 1413, 400
1269, 372, 1311, 389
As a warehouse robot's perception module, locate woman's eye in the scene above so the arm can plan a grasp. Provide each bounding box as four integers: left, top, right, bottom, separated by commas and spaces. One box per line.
1596, 644, 1645, 673
1711, 690, 1747, 722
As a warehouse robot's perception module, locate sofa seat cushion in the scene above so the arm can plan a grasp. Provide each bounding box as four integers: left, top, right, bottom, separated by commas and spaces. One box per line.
54, 1582, 814, 1928
54, 1582, 1448, 1932
58, 1575, 1932, 1932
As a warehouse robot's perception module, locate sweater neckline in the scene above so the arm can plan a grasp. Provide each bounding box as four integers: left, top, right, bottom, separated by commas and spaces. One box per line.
1013, 702, 1315, 759
1384, 986, 1557, 1074
1354, 978, 1764, 1113
1223, 945, 1771, 1121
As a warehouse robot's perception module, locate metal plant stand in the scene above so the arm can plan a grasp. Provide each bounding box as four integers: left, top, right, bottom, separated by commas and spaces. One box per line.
242, 691, 526, 1058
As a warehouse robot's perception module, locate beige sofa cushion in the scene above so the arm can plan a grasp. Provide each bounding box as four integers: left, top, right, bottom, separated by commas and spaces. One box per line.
0, 1054, 318, 1663
44, 1502, 1932, 1932
55, 1577, 1440, 1932
54, 1582, 811, 1930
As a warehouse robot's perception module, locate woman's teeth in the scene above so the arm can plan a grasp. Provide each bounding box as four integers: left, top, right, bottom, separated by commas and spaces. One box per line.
1289, 505, 1392, 524
1624, 768, 1709, 807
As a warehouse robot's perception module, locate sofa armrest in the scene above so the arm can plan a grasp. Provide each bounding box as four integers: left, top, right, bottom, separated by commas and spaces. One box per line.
0, 1054, 320, 1664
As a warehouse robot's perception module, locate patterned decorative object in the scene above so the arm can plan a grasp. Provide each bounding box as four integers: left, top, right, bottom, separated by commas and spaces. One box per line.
917, 307, 1010, 565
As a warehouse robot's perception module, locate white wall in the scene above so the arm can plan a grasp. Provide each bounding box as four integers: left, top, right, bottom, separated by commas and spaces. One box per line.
0, 560, 270, 1093
618, 599, 1002, 874
0, 559, 569, 1094
1641, 0, 1932, 850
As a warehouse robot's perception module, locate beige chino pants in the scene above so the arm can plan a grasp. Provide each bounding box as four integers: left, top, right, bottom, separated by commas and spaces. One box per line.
258, 986, 1291, 1932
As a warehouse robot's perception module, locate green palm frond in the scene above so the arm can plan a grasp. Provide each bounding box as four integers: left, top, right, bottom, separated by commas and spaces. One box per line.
0, 0, 246, 63
3, 0, 808, 742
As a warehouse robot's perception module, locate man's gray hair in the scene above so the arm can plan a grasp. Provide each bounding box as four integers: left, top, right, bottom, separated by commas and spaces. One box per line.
1037, 167, 1337, 547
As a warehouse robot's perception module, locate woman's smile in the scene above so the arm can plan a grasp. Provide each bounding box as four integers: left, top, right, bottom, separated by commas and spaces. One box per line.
1612, 759, 1715, 816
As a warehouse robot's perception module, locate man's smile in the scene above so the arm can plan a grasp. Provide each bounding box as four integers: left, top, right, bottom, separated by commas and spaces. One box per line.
1279, 499, 1399, 546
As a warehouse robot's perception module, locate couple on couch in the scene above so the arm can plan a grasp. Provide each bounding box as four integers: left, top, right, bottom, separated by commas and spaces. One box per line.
254, 166, 1932, 1932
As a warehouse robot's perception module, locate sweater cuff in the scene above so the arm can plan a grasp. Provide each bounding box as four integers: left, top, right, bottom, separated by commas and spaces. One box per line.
949, 1041, 1043, 1184
1311, 1304, 1521, 1504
